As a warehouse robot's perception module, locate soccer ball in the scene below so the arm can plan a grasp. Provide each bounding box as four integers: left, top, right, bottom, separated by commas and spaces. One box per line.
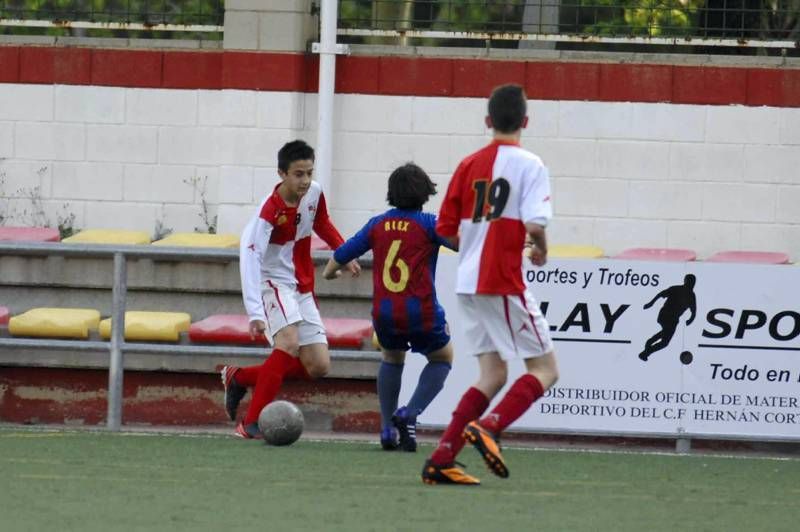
258, 400, 304, 446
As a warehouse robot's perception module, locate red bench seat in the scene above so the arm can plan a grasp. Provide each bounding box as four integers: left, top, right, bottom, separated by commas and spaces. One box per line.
189, 314, 373, 349
614, 247, 697, 262
0, 227, 60, 242
706, 251, 790, 264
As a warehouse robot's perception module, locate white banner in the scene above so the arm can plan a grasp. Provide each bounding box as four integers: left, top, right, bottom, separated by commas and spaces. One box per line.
399, 255, 800, 439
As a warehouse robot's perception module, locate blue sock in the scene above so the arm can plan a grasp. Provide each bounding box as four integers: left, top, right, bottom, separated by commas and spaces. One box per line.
406, 361, 451, 418
377, 361, 404, 430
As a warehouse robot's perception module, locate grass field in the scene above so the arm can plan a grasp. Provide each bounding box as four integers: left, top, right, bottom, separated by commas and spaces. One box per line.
1, 427, 799, 532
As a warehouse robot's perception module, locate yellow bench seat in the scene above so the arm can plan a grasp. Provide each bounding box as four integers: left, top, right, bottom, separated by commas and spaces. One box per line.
9, 308, 101, 339
63, 229, 151, 245
549, 244, 605, 259
152, 233, 239, 248
99, 311, 191, 342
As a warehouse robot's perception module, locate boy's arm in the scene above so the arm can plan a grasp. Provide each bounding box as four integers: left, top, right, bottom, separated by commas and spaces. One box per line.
324, 219, 376, 280
435, 163, 464, 244
239, 214, 273, 333
313, 191, 361, 277
312, 192, 345, 250
520, 163, 553, 267
429, 213, 458, 251
524, 223, 548, 267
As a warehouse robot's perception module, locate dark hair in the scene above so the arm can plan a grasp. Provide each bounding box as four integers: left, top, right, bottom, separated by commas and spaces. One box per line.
488, 84, 527, 133
278, 140, 315, 172
386, 163, 437, 210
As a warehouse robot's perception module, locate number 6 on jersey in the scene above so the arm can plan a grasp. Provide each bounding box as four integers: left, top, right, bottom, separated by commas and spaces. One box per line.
382, 239, 409, 293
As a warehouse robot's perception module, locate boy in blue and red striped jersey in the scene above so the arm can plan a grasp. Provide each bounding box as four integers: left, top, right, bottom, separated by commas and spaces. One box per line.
221, 140, 360, 439
421, 84, 560, 485
323, 163, 455, 452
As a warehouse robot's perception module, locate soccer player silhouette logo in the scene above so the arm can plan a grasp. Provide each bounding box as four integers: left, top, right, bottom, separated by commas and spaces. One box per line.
638, 274, 697, 363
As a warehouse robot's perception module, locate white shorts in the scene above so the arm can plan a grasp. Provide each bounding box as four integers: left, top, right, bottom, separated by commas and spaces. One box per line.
458, 292, 554, 361
262, 281, 327, 347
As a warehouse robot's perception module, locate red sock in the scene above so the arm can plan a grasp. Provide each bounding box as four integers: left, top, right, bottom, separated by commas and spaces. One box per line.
479, 374, 544, 435
235, 365, 260, 387
243, 349, 294, 425
430, 387, 489, 465
285, 356, 311, 380
236, 355, 309, 386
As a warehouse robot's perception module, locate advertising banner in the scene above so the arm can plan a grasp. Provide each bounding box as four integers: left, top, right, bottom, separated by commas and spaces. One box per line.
399, 254, 800, 439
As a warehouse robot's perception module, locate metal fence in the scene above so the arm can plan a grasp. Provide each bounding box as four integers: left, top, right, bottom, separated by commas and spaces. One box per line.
0, 241, 375, 430
338, 0, 800, 49
0, 0, 224, 35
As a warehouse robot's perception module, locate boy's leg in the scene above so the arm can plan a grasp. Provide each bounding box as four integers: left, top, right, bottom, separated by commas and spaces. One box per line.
428, 352, 504, 466
396, 343, 452, 452
223, 348, 312, 422
466, 352, 557, 476
240, 325, 300, 433
478, 351, 557, 435
422, 356, 498, 486
295, 292, 331, 379
405, 343, 453, 417
378, 349, 405, 450
465, 292, 556, 476
233, 365, 260, 386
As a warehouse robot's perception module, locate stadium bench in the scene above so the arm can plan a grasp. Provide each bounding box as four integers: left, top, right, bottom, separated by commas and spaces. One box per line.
189, 314, 373, 349
705, 251, 791, 264
62, 229, 151, 245
8, 308, 101, 339
99, 311, 192, 342
152, 233, 239, 248
0, 226, 60, 242
0, 306, 9, 325
613, 248, 697, 262
549, 244, 605, 259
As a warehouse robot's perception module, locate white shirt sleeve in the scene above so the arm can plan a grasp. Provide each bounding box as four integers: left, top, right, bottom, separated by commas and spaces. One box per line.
519, 163, 553, 227
239, 215, 273, 324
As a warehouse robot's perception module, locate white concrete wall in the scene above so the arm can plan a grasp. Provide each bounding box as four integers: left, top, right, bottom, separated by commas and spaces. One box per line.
0, 83, 798, 259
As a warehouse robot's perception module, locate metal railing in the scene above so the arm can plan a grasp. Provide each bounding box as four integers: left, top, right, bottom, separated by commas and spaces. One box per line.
338, 0, 800, 50
0, 241, 376, 431
0, 0, 224, 35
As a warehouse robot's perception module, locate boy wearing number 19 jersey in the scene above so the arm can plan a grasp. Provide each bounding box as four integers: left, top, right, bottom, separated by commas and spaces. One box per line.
422, 84, 560, 486
324, 163, 455, 452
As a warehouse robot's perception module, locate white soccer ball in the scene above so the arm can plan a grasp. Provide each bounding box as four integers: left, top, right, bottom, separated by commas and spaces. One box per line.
258, 400, 304, 446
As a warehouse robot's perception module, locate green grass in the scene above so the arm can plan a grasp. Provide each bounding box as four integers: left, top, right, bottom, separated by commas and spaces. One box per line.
1, 428, 799, 532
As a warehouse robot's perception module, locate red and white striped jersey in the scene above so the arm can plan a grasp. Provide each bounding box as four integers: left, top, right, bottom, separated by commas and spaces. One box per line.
437, 140, 552, 295
240, 181, 344, 323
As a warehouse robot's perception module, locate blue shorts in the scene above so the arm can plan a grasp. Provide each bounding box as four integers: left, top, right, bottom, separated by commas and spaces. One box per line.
374, 322, 450, 356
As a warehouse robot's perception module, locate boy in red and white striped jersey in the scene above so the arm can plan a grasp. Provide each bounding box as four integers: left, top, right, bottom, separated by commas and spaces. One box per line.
222, 140, 360, 439
422, 85, 560, 485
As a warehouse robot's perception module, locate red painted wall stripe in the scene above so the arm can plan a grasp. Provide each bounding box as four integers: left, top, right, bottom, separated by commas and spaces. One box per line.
598, 63, 673, 103
0, 45, 798, 107
526, 61, 600, 100
92, 49, 163, 88
673, 66, 748, 105
0, 46, 19, 83
163, 51, 223, 89
453, 59, 526, 97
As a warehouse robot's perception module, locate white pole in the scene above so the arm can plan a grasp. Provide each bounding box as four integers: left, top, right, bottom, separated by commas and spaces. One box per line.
107, 252, 127, 431
316, 0, 338, 205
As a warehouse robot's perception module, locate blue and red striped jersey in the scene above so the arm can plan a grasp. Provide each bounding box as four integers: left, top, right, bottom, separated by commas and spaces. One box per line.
334, 208, 453, 337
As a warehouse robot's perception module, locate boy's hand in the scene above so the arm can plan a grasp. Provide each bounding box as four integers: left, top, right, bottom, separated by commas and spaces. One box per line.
344, 259, 361, 277
322, 258, 342, 280
249, 320, 266, 340
524, 244, 547, 267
